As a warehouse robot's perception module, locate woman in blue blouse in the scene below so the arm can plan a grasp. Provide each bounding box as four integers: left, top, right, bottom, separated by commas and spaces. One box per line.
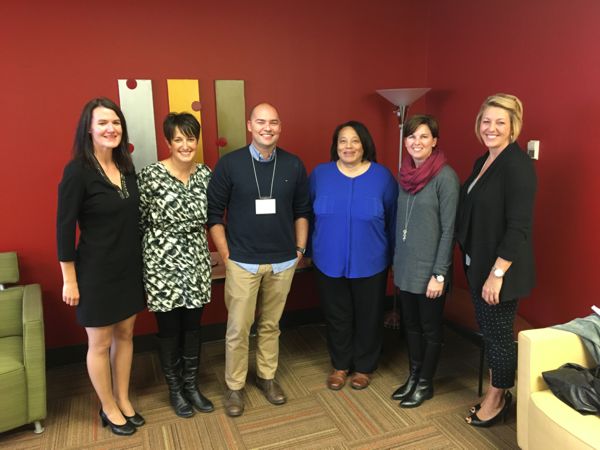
310, 121, 397, 390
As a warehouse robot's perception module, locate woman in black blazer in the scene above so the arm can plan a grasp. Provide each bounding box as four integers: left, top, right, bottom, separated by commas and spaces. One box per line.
456, 94, 536, 427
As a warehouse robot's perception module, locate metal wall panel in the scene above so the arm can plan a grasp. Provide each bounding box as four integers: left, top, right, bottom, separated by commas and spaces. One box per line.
215, 80, 246, 157
167, 79, 204, 163
117, 79, 158, 171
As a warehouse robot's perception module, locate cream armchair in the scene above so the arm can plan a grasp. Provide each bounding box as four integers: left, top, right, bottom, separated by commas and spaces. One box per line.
517, 327, 600, 449
0, 252, 46, 434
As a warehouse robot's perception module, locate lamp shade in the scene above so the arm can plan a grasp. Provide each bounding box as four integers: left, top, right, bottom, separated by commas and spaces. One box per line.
376, 88, 431, 107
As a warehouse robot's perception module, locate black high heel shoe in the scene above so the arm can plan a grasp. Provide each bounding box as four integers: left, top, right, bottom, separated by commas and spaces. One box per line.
466, 391, 512, 428
469, 402, 481, 414
469, 390, 510, 414
99, 409, 136, 436
123, 411, 145, 427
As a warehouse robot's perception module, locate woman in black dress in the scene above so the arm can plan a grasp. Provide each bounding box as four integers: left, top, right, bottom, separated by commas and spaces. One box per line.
57, 98, 146, 436
456, 93, 536, 427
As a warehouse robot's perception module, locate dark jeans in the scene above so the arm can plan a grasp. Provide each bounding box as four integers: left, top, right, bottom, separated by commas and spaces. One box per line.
398, 290, 446, 344
470, 287, 519, 389
155, 306, 204, 340
315, 267, 387, 373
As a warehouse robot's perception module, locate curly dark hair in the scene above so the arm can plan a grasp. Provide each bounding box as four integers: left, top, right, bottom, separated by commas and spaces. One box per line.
329, 121, 377, 162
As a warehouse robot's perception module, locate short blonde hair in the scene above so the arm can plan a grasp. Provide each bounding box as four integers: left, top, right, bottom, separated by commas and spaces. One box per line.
475, 93, 523, 145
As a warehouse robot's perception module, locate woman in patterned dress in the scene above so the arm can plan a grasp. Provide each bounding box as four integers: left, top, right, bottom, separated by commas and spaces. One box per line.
138, 113, 214, 417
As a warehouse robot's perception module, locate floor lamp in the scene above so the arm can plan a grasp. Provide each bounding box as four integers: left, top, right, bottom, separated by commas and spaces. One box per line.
376, 88, 430, 329
376, 88, 431, 174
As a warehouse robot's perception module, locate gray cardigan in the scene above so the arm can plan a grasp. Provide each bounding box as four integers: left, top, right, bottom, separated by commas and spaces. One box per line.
393, 165, 459, 294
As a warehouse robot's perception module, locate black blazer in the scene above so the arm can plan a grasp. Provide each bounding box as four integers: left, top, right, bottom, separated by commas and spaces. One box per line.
456, 142, 536, 301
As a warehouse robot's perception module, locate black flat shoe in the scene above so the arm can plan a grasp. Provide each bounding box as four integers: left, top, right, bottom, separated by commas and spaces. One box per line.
99, 409, 136, 436
123, 411, 145, 427
466, 391, 512, 428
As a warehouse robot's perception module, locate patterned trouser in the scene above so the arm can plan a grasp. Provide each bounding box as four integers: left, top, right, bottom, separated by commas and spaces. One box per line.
470, 287, 519, 389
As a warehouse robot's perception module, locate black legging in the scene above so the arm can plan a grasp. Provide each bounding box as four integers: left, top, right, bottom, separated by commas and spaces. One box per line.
398, 290, 446, 344
470, 287, 519, 389
155, 307, 204, 339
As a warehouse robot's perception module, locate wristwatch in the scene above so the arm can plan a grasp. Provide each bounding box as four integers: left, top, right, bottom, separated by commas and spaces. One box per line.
296, 246, 306, 255
492, 266, 505, 278
433, 274, 445, 283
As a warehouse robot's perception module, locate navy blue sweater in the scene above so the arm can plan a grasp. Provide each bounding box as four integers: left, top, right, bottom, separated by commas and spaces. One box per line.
207, 146, 311, 264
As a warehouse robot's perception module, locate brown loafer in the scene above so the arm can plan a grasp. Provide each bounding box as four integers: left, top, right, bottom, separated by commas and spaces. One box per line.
224, 389, 244, 417
350, 372, 371, 390
256, 377, 287, 405
327, 369, 349, 390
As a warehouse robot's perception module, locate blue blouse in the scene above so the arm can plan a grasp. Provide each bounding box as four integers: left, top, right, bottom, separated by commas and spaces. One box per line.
309, 162, 398, 278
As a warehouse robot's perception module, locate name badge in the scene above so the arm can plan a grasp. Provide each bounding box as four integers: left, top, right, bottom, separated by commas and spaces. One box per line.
255, 198, 276, 215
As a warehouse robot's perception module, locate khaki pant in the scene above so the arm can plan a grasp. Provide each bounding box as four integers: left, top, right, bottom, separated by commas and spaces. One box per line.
224, 260, 297, 390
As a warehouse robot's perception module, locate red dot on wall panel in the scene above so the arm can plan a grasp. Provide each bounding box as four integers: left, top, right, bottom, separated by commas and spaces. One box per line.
126, 79, 138, 89
128, 143, 135, 153
191, 101, 202, 111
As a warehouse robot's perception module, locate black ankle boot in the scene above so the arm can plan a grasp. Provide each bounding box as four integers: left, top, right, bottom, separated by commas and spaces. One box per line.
392, 331, 423, 400
182, 331, 214, 413
392, 372, 420, 401
399, 341, 442, 408
157, 336, 194, 418
400, 378, 433, 408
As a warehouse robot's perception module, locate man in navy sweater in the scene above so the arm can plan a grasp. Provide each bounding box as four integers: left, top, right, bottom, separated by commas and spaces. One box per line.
207, 103, 311, 417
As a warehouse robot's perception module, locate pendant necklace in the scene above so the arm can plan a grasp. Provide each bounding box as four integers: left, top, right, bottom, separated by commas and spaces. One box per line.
402, 194, 417, 242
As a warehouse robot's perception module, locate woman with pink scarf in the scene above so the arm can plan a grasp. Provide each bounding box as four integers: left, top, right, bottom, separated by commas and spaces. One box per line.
391, 115, 459, 408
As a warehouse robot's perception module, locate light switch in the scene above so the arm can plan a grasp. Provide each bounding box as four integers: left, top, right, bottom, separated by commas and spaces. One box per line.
527, 140, 539, 160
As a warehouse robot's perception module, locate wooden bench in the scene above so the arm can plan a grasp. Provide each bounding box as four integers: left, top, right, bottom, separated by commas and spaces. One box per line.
444, 287, 532, 396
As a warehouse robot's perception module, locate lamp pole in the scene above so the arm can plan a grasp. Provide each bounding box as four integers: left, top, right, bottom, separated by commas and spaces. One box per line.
395, 104, 408, 174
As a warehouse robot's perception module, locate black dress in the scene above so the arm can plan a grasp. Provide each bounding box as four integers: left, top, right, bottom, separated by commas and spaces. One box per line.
57, 159, 145, 327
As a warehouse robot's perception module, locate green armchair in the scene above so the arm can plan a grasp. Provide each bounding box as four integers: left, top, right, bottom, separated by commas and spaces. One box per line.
0, 252, 46, 434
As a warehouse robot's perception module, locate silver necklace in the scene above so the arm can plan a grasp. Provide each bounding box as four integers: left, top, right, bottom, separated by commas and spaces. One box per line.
251, 149, 277, 198
91, 154, 129, 199
402, 194, 416, 241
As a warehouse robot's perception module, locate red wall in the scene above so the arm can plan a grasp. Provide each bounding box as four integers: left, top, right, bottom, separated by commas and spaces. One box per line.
5, 1, 591, 347
425, 0, 600, 327
0, 1, 429, 347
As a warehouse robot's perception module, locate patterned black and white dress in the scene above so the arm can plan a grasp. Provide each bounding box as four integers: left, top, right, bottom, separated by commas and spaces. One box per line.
138, 162, 212, 312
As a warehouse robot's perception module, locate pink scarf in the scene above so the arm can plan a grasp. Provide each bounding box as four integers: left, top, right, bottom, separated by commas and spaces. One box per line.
399, 149, 447, 194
